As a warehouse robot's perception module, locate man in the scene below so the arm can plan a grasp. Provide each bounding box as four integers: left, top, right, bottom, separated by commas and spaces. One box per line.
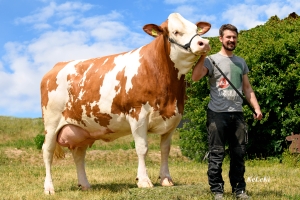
192, 24, 263, 200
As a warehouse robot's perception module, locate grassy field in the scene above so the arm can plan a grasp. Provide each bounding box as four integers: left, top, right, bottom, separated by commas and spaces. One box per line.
0, 116, 299, 200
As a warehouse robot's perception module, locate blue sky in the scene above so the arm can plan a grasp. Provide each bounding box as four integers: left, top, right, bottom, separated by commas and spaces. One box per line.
0, 0, 299, 118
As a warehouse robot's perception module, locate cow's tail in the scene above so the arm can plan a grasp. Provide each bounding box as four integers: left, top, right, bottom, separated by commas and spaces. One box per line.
54, 143, 65, 159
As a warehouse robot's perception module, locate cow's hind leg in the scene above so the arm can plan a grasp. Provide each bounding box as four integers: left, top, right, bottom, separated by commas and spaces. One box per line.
43, 129, 58, 194
160, 130, 174, 186
70, 145, 91, 190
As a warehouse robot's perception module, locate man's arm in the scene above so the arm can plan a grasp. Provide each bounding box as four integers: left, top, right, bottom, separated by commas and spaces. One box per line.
242, 74, 263, 120
192, 55, 208, 81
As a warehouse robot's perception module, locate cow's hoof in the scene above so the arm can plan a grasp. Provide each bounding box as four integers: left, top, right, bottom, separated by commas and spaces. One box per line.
137, 181, 154, 188
136, 178, 154, 188
78, 184, 91, 191
161, 177, 174, 186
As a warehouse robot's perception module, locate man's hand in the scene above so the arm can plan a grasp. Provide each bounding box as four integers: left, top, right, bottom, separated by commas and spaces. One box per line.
254, 109, 263, 120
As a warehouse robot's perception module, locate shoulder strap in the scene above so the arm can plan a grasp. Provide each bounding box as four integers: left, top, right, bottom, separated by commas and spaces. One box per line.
207, 56, 257, 116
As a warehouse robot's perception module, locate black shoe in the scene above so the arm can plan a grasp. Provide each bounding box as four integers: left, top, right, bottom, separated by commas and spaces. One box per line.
235, 191, 250, 199
214, 193, 224, 200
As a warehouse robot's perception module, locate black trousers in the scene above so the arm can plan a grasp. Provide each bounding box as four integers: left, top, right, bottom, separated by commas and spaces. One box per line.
206, 108, 247, 194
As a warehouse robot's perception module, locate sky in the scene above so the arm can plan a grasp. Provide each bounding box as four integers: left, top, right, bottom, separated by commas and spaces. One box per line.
0, 0, 299, 118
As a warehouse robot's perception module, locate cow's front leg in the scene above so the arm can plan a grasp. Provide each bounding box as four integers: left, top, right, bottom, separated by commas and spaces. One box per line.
70, 146, 91, 190
130, 118, 153, 188
135, 141, 153, 188
160, 130, 174, 186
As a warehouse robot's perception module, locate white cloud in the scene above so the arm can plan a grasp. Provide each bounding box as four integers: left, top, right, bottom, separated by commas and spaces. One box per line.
222, 1, 300, 30
15, 2, 55, 24
264, 1, 300, 18
222, 4, 267, 30
15, 1, 93, 29
76, 11, 124, 29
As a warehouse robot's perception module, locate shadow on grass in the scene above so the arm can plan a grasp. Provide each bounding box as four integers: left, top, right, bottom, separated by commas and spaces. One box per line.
70, 183, 214, 199
70, 183, 137, 192
128, 184, 211, 199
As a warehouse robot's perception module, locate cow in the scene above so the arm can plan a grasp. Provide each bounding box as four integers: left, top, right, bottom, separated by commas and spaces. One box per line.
41, 13, 211, 194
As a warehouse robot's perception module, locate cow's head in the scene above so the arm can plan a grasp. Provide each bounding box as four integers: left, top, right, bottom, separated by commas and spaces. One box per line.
143, 13, 211, 78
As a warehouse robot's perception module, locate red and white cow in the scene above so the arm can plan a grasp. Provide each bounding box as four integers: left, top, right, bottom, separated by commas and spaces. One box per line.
41, 13, 210, 194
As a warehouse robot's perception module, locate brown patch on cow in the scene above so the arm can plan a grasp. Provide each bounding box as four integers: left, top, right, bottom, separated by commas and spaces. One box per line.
40, 62, 69, 109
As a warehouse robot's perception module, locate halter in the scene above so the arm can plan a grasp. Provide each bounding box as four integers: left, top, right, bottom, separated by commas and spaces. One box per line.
168, 33, 200, 54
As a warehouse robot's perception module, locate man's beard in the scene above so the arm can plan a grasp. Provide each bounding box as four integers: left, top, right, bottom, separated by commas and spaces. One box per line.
223, 42, 236, 51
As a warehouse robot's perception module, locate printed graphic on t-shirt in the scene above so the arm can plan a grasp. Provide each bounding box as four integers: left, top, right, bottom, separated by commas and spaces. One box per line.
217, 62, 243, 101
218, 77, 229, 89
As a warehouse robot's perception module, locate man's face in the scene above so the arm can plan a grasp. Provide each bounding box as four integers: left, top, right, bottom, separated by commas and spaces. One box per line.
219, 30, 237, 51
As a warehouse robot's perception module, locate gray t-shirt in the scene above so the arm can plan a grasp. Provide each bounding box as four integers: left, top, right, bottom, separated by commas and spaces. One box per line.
204, 53, 249, 112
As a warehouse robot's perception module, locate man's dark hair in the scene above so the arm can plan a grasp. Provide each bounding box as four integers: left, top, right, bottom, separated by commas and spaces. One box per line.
219, 24, 238, 36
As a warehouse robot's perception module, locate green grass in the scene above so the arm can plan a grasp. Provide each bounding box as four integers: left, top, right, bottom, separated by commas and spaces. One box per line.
0, 116, 299, 199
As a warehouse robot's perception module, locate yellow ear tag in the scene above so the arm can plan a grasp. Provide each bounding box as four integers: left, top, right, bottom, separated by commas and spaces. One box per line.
152, 29, 158, 36
197, 27, 203, 34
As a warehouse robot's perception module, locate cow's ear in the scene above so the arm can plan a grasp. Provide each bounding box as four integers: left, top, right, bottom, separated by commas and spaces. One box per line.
286, 136, 292, 141
195, 22, 211, 35
143, 24, 163, 37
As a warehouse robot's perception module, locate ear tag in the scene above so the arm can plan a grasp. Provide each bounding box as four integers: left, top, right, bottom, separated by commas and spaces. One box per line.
197, 27, 203, 34
152, 29, 158, 36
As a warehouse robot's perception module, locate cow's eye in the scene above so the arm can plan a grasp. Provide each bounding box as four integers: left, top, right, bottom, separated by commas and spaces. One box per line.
173, 31, 179, 35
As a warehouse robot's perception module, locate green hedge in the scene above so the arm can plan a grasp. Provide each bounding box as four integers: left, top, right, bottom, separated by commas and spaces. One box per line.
179, 13, 300, 161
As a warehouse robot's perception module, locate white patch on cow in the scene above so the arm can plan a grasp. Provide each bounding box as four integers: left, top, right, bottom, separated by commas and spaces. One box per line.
90, 101, 97, 108
102, 58, 109, 66
115, 48, 142, 92
80, 63, 94, 87
78, 63, 93, 100
127, 102, 151, 134
98, 48, 142, 113
78, 90, 85, 100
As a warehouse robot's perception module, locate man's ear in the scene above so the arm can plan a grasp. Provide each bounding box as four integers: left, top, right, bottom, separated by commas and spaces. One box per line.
219, 35, 223, 43
143, 24, 163, 37
195, 21, 211, 35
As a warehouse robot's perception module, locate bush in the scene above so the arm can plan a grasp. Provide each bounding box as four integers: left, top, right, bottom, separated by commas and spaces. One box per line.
179, 13, 300, 160
34, 134, 45, 150
281, 149, 300, 167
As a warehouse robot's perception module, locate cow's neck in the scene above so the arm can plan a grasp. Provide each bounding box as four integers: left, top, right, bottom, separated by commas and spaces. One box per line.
146, 35, 193, 83
170, 50, 198, 79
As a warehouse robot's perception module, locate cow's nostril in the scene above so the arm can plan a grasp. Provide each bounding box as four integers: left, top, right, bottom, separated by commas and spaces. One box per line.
199, 42, 204, 46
